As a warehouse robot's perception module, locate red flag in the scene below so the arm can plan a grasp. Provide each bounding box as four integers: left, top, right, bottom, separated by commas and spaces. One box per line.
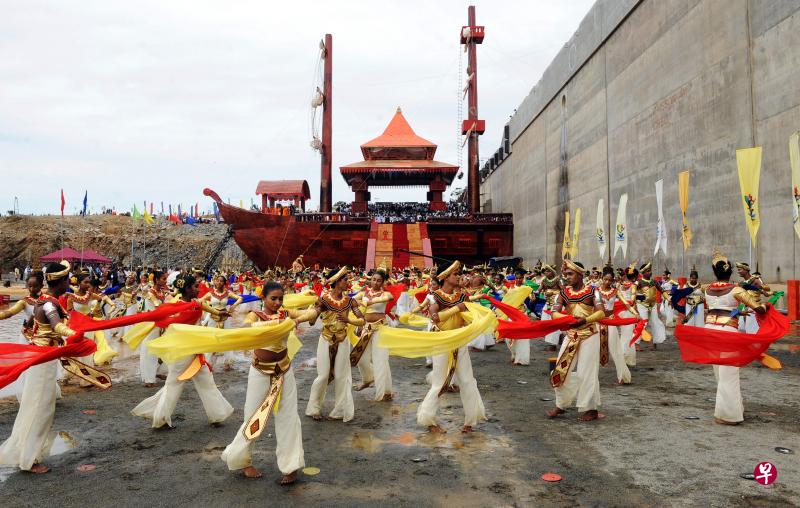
60, 189, 65, 216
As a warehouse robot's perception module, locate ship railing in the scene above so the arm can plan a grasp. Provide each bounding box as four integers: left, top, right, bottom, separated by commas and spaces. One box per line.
295, 213, 371, 223
426, 213, 513, 224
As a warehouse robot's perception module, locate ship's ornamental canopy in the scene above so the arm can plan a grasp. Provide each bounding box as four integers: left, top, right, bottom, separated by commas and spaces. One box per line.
255, 180, 311, 201
340, 107, 458, 187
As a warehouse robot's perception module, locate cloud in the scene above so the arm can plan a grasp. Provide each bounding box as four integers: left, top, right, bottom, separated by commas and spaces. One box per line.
0, 0, 593, 214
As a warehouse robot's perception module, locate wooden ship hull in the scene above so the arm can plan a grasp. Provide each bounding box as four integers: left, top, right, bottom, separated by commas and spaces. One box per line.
204, 188, 513, 270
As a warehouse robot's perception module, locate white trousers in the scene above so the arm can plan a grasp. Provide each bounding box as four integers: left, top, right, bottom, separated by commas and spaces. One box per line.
661, 302, 675, 327
139, 328, 162, 384
131, 355, 233, 428
305, 338, 354, 422
637, 304, 666, 344
0, 361, 58, 470
686, 305, 705, 327
417, 346, 485, 428
370, 329, 392, 400
554, 333, 601, 412
607, 326, 631, 383
356, 339, 374, 387
618, 311, 636, 366
739, 314, 760, 334
221, 366, 304, 475
542, 310, 561, 346
707, 323, 744, 423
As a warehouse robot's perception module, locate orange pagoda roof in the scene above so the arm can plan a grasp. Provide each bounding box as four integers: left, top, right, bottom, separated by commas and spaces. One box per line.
255, 180, 311, 200
360, 107, 437, 160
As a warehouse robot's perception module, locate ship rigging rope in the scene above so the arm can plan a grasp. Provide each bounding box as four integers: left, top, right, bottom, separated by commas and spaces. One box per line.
308, 44, 324, 150
273, 217, 293, 268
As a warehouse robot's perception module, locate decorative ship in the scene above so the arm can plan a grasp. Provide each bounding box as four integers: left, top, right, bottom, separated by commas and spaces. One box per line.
204, 7, 513, 270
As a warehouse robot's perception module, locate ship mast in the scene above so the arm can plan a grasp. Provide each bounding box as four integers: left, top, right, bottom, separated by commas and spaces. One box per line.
461, 7, 485, 214
319, 34, 333, 213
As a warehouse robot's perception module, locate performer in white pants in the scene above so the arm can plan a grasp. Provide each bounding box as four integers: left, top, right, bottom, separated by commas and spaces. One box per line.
597, 266, 637, 385
618, 268, 639, 366
305, 267, 364, 422
635, 262, 666, 350
132, 274, 233, 428
0, 273, 44, 400
351, 270, 394, 401
138, 271, 171, 386
660, 270, 678, 327
539, 265, 562, 349
199, 274, 243, 371
222, 281, 314, 485
685, 267, 705, 327
0, 262, 78, 473
418, 261, 485, 433
547, 259, 607, 422
703, 252, 766, 425
736, 263, 767, 335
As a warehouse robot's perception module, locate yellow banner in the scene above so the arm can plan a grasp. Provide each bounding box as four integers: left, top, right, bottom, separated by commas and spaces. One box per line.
678, 171, 692, 250
791, 132, 800, 239
736, 147, 762, 246
571, 208, 581, 259
562, 210, 571, 259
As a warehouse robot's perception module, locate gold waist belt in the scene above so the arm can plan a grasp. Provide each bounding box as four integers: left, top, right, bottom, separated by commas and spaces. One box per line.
705, 314, 738, 328
252, 353, 290, 377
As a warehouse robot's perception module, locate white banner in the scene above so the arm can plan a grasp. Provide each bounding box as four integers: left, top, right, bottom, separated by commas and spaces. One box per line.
614, 194, 628, 258
596, 199, 606, 260
654, 179, 667, 256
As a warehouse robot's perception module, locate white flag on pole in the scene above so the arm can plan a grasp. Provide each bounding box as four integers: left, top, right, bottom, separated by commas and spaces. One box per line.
654, 179, 667, 256
614, 194, 628, 258
596, 199, 606, 259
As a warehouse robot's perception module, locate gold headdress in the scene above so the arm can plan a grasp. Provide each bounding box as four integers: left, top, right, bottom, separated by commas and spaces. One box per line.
625, 262, 637, 276
437, 260, 462, 281
540, 263, 555, 274
735, 261, 750, 270
639, 261, 652, 272
562, 258, 585, 275
326, 266, 349, 286
712, 250, 730, 271
46, 260, 71, 281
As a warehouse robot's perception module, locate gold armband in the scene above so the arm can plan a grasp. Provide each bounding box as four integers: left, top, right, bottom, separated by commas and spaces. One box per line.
347, 315, 365, 327
54, 322, 77, 337
584, 310, 606, 325
732, 287, 761, 310
436, 306, 462, 321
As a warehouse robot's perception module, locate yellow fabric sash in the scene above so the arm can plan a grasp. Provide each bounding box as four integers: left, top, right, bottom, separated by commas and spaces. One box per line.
123, 322, 156, 350
398, 313, 430, 328
146, 319, 296, 363
679, 170, 692, 250
283, 293, 319, 309
377, 303, 497, 358
92, 328, 118, 366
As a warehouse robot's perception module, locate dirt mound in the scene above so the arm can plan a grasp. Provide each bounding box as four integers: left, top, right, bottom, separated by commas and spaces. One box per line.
0, 215, 247, 271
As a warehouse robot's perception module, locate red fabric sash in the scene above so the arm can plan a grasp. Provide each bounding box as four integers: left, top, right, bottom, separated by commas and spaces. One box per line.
0, 301, 201, 388
488, 297, 639, 339
628, 320, 648, 346
383, 284, 407, 316
674, 305, 788, 367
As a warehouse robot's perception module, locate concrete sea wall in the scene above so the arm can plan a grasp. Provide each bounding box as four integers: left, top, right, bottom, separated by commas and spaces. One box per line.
481, 0, 800, 282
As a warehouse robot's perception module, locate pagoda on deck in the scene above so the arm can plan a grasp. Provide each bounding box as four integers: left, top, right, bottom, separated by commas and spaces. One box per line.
340, 107, 458, 213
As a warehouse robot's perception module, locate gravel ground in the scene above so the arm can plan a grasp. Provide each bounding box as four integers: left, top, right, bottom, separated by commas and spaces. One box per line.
0, 313, 798, 507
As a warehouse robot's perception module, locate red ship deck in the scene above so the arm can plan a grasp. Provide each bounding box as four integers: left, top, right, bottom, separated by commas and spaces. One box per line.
205, 188, 512, 270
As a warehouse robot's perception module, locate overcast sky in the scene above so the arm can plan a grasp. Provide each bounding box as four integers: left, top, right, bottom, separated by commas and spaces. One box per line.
0, 0, 594, 215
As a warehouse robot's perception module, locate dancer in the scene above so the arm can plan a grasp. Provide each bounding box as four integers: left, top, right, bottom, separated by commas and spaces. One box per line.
351, 270, 394, 401
305, 267, 364, 422
222, 282, 315, 484
63, 272, 117, 380
660, 270, 678, 327
705, 252, 765, 425
199, 274, 243, 371
139, 271, 169, 387
539, 264, 562, 350
618, 267, 639, 365
547, 259, 606, 422
736, 262, 765, 334
0, 262, 75, 473
685, 267, 705, 327
597, 266, 636, 385
131, 274, 234, 429
466, 274, 496, 352
418, 261, 486, 433
635, 262, 666, 350
505, 269, 532, 365
0, 272, 44, 400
